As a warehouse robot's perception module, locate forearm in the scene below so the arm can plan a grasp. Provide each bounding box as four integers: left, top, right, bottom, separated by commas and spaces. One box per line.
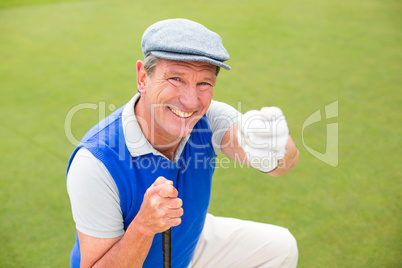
90, 218, 155, 268
88, 177, 181, 267
221, 123, 299, 176
268, 135, 299, 177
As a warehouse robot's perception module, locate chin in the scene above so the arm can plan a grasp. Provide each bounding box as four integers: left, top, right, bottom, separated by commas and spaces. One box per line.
169, 128, 192, 138
166, 124, 194, 139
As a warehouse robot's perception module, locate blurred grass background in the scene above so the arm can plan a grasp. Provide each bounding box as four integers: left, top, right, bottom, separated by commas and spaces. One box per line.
0, 0, 400, 267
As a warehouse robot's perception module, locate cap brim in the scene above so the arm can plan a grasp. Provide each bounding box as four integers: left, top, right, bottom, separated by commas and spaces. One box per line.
150, 51, 231, 70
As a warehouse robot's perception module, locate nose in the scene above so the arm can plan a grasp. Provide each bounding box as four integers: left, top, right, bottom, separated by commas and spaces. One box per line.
179, 85, 199, 110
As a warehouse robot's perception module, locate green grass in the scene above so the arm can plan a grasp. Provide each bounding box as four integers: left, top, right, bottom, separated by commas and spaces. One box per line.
0, 0, 401, 267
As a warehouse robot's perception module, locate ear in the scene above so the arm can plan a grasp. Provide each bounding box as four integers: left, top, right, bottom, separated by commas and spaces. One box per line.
136, 60, 148, 94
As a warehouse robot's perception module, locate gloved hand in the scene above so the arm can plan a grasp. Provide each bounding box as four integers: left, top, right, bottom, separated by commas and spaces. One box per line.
237, 107, 289, 172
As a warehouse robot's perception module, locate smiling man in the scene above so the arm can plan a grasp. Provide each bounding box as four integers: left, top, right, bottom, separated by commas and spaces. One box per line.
67, 19, 299, 268
135, 59, 217, 156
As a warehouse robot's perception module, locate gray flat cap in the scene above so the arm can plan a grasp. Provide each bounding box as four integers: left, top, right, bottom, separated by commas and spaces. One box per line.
141, 18, 231, 70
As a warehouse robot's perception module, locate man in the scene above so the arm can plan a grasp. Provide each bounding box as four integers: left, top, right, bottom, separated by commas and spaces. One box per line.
67, 18, 299, 267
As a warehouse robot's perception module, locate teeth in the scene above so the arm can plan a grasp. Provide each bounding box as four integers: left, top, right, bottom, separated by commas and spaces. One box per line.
170, 107, 194, 118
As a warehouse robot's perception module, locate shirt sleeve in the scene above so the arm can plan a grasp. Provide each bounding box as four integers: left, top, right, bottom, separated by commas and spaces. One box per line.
206, 100, 240, 153
67, 147, 125, 238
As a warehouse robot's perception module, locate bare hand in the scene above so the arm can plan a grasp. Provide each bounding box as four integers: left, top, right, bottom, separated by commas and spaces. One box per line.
135, 176, 183, 236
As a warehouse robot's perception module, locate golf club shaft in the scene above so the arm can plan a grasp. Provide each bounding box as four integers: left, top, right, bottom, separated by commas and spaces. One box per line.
162, 228, 172, 268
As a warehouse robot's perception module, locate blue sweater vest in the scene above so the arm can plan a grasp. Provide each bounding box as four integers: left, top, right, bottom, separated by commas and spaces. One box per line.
67, 105, 216, 267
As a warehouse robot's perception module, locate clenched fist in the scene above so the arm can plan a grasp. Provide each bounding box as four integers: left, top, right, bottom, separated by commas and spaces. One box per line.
135, 176, 183, 235
237, 107, 289, 173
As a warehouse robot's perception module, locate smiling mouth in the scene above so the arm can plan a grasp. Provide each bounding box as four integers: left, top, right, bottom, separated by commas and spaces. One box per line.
168, 106, 195, 118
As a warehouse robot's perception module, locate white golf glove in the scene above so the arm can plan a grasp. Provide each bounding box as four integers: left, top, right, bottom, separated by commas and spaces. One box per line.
237, 107, 289, 173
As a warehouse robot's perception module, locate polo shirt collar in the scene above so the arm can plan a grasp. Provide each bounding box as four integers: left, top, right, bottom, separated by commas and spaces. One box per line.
122, 93, 190, 162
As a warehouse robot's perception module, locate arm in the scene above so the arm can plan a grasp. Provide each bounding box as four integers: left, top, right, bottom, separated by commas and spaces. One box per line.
78, 226, 151, 268
67, 150, 182, 267
206, 100, 298, 175
220, 123, 299, 176
79, 177, 182, 268
268, 134, 299, 176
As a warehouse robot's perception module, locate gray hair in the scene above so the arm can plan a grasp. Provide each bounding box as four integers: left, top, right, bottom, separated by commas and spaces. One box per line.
143, 54, 221, 76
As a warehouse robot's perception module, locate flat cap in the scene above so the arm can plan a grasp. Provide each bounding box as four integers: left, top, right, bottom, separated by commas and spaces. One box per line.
141, 18, 231, 70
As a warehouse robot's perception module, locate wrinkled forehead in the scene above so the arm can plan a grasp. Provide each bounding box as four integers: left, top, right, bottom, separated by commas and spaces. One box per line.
156, 59, 218, 76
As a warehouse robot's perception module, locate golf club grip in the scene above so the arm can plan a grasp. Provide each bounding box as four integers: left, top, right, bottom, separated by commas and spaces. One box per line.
162, 228, 172, 268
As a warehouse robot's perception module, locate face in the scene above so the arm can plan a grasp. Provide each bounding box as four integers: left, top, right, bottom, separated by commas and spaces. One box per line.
136, 59, 217, 147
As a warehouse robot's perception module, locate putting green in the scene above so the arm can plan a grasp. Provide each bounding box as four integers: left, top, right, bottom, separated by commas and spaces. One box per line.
1, 0, 400, 267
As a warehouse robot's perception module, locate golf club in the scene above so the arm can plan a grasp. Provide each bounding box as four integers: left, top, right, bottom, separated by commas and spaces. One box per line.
162, 228, 172, 268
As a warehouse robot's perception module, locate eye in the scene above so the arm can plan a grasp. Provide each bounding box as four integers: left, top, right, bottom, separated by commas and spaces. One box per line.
199, 82, 211, 86
168, 77, 183, 87
199, 81, 215, 88
198, 82, 213, 91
